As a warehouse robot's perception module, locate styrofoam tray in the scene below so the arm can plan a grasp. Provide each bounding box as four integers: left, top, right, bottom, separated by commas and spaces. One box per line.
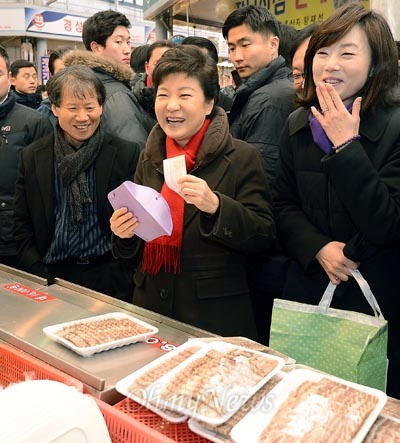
188, 420, 230, 443
190, 336, 296, 365
43, 312, 158, 357
116, 339, 207, 423
230, 368, 387, 443
145, 341, 285, 426
187, 371, 286, 443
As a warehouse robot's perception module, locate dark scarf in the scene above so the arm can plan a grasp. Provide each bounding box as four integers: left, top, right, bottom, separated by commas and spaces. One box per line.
308, 102, 354, 154
0, 90, 16, 119
54, 123, 104, 225
141, 118, 211, 275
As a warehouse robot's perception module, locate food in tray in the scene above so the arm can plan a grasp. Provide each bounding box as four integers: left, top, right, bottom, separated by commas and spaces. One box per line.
193, 373, 283, 439
129, 344, 202, 393
56, 317, 153, 348
381, 398, 400, 420
257, 377, 379, 443
158, 347, 280, 419
129, 343, 203, 420
194, 336, 294, 364
363, 416, 400, 442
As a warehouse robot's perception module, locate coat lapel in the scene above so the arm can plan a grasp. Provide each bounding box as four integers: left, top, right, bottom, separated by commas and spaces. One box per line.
95, 136, 117, 217
34, 141, 55, 231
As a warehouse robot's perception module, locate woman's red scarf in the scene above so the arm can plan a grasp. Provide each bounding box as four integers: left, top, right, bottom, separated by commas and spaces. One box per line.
141, 118, 211, 275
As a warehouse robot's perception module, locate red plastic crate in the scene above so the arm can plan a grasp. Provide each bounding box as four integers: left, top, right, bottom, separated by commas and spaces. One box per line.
0, 342, 83, 392
95, 397, 212, 443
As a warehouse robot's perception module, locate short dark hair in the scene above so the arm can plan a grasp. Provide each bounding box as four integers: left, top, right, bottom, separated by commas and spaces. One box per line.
152, 45, 219, 112
0, 45, 10, 71
82, 10, 130, 51
222, 5, 279, 40
48, 46, 72, 75
10, 59, 36, 77
181, 36, 219, 64
289, 23, 319, 63
277, 23, 298, 68
47, 65, 106, 107
146, 40, 176, 62
130, 44, 149, 73
300, 3, 399, 111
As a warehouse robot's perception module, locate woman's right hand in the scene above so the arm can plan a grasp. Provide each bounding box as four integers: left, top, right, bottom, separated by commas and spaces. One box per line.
315, 241, 359, 285
110, 207, 139, 239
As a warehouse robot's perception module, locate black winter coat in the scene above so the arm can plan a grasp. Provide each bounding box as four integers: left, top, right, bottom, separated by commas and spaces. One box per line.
228, 55, 295, 187
274, 104, 400, 398
113, 108, 276, 338
0, 92, 53, 256
63, 50, 150, 150
13, 131, 140, 272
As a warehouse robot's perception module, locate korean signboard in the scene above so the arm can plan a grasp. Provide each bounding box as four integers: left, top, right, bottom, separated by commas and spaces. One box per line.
25, 8, 85, 38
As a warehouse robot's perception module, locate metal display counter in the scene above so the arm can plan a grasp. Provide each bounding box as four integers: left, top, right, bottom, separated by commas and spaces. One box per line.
0, 265, 215, 404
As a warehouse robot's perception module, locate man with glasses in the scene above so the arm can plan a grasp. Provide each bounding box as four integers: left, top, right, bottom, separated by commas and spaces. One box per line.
290, 23, 319, 98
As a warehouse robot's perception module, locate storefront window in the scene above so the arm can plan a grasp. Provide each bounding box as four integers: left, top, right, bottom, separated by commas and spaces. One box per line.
101, 0, 143, 7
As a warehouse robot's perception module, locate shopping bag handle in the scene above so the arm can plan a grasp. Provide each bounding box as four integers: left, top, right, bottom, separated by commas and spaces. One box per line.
318, 269, 385, 319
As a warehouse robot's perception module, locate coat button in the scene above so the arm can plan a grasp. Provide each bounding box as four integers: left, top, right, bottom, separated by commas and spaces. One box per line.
223, 227, 233, 238
159, 289, 169, 300
0, 202, 5, 208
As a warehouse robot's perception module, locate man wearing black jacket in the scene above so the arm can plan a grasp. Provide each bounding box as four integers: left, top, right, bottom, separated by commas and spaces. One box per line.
223, 6, 295, 187
222, 6, 295, 344
10, 59, 42, 110
0, 47, 53, 268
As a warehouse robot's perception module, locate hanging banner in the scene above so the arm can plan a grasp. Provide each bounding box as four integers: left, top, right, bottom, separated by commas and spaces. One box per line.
41, 56, 50, 85
25, 8, 85, 38
229, 0, 370, 29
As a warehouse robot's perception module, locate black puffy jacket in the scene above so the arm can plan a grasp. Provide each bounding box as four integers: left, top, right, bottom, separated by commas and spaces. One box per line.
0, 91, 53, 255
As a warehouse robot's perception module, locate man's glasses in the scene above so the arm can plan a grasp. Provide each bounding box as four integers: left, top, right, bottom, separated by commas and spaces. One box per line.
289, 73, 305, 83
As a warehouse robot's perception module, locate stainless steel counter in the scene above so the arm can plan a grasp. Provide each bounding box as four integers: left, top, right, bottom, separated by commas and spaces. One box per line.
0, 265, 216, 403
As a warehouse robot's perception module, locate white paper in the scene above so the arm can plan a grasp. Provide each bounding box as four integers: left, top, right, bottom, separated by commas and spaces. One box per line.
163, 155, 187, 195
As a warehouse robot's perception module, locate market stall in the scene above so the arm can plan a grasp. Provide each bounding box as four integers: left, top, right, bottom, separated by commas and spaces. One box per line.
1, 263, 400, 442
0, 264, 215, 403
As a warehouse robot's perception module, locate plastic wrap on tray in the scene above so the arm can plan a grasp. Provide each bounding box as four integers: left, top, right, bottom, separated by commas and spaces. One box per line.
231, 368, 387, 443
145, 341, 285, 426
116, 340, 207, 423
381, 398, 400, 421
191, 336, 295, 365
43, 312, 158, 357
188, 371, 285, 443
363, 415, 400, 442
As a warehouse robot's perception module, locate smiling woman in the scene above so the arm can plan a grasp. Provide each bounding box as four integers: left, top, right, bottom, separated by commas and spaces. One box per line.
273, 3, 400, 399
110, 45, 276, 339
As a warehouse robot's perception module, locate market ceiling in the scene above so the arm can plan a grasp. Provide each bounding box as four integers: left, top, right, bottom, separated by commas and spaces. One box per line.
144, 0, 258, 29
143, 0, 371, 31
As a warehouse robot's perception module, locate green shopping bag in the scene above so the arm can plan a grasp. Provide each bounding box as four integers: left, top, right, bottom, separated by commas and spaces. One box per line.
269, 269, 388, 391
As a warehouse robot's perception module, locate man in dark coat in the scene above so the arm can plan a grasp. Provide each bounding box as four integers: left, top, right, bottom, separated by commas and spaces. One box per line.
13, 66, 141, 302
222, 6, 295, 344
64, 10, 149, 150
0, 47, 53, 268
10, 59, 42, 110
222, 6, 295, 187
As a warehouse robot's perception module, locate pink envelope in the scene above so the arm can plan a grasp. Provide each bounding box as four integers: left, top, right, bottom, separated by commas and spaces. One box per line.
108, 181, 173, 241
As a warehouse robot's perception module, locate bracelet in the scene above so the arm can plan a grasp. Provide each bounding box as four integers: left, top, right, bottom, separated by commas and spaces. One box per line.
333, 135, 361, 151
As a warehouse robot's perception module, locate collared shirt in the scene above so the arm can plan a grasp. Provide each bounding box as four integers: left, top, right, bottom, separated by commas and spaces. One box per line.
43, 162, 110, 263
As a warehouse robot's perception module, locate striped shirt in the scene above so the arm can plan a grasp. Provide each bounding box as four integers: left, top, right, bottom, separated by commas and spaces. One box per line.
43, 162, 110, 264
